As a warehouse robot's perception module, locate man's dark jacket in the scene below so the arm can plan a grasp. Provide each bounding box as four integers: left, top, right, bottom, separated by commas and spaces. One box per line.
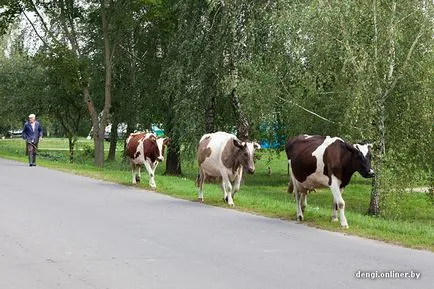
22, 121, 43, 144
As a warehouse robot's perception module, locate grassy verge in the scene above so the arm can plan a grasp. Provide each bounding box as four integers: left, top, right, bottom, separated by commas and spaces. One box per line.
1, 138, 433, 251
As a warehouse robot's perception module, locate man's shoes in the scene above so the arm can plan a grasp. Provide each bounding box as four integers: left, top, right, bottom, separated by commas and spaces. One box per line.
32, 163, 36, 166
29, 163, 33, 167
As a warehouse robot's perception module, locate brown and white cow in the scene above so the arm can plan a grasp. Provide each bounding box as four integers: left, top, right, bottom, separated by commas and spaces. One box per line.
125, 132, 169, 188
196, 132, 260, 206
285, 135, 374, 228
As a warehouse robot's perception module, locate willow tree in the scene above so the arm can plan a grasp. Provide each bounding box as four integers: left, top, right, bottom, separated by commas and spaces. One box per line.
274, 0, 433, 215
366, 0, 433, 215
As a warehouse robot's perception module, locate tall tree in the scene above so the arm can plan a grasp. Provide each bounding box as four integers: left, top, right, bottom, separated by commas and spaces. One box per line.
2, 0, 116, 167
36, 45, 88, 162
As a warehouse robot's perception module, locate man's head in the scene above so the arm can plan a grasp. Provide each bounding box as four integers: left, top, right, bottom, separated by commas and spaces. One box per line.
29, 114, 36, 123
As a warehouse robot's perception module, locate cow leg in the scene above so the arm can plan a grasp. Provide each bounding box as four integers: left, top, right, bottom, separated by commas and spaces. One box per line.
221, 175, 234, 206
143, 159, 156, 189
331, 201, 338, 222
231, 171, 243, 199
221, 183, 227, 201
197, 169, 205, 202
330, 175, 348, 228
295, 191, 303, 221
131, 161, 137, 184
136, 165, 142, 183
294, 189, 303, 221
297, 189, 308, 221
150, 161, 159, 187
300, 192, 307, 214
338, 188, 348, 228
292, 178, 304, 221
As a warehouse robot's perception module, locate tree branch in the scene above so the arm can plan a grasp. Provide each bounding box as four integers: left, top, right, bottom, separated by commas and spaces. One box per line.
382, 29, 423, 102
373, 0, 379, 79
118, 44, 147, 64
279, 78, 366, 133
26, 0, 55, 40
22, 10, 51, 49
58, 0, 80, 57
65, 0, 80, 55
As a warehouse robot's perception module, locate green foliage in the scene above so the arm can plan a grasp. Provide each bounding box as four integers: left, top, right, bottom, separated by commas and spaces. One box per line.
0, 52, 45, 132
80, 143, 95, 160
0, 1, 21, 36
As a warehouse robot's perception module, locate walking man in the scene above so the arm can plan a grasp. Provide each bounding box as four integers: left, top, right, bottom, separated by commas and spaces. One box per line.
22, 114, 43, 167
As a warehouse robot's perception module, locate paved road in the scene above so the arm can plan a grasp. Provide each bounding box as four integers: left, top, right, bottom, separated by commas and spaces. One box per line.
0, 158, 432, 289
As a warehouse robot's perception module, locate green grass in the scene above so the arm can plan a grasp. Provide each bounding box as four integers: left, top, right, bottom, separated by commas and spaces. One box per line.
0, 137, 125, 150
1, 138, 433, 251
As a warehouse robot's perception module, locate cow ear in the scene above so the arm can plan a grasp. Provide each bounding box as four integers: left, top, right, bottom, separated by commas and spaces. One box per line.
351, 143, 363, 155
163, 138, 171, 145
149, 134, 157, 141
253, 142, 261, 149
233, 139, 244, 148
353, 144, 360, 151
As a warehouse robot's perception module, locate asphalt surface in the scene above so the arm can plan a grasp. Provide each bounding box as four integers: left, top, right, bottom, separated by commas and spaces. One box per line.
0, 158, 432, 289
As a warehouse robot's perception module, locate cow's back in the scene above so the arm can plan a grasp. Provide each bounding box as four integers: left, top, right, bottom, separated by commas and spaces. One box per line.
126, 133, 146, 159
198, 132, 236, 176
200, 132, 234, 160
286, 135, 327, 183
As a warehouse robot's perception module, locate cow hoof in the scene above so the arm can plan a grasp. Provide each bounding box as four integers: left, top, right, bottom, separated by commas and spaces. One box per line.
228, 203, 235, 207
341, 224, 349, 229
150, 185, 156, 189
224, 196, 228, 203
331, 217, 339, 222
198, 197, 204, 202
297, 215, 304, 221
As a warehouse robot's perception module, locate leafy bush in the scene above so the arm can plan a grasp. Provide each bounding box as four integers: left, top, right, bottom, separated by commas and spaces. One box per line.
80, 143, 94, 159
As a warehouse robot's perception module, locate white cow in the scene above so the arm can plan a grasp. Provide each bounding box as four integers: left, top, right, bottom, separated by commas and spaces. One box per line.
196, 132, 260, 206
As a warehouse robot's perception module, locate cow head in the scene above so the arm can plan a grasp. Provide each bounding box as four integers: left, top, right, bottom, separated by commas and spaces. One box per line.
155, 137, 170, 162
233, 139, 261, 174
353, 143, 375, 178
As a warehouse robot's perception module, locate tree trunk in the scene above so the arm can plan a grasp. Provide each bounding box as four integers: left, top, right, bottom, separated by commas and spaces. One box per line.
228, 53, 249, 141
369, 166, 381, 216
93, 0, 113, 167
205, 94, 216, 133
107, 120, 118, 161
369, 104, 385, 216
68, 135, 76, 163
164, 95, 182, 175
101, 0, 112, 131
94, 131, 105, 167
230, 88, 250, 141
165, 143, 182, 175
368, 1, 394, 216
82, 86, 104, 167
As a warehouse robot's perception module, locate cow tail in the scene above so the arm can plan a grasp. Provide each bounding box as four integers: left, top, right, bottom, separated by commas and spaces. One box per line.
195, 171, 201, 187
287, 160, 294, 194
287, 178, 294, 194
